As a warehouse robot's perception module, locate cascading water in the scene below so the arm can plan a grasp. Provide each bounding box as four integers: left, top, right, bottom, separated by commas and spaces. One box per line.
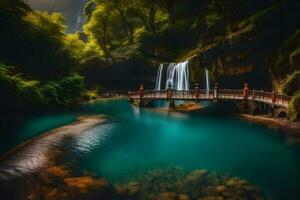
165, 60, 189, 90
154, 60, 190, 91
154, 64, 164, 90
165, 63, 176, 90
205, 68, 210, 90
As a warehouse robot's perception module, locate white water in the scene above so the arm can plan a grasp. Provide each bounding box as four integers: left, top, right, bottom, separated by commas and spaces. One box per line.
165, 60, 189, 90
205, 68, 210, 90
154, 64, 164, 90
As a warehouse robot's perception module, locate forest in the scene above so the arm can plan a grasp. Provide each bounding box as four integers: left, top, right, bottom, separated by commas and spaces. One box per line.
0, 0, 300, 120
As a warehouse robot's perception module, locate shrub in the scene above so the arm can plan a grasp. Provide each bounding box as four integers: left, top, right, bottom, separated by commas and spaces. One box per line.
282, 71, 300, 96
0, 63, 85, 113
288, 91, 300, 121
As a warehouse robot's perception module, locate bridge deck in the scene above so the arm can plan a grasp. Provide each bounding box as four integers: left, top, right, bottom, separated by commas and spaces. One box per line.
128, 89, 290, 108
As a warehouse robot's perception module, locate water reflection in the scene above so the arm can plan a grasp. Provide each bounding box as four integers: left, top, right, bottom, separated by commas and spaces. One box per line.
74, 124, 113, 154
0, 117, 112, 180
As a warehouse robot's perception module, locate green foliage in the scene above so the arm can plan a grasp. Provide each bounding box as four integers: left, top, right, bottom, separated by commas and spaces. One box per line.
0, 0, 86, 79
206, 13, 221, 29
84, 1, 97, 19
270, 30, 300, 81
0, 63, 85, 110
83, 90, 99, 101
282, 71, 300, 96
41, 74, 85, 107
238, 6, 274, 30
288, 91, 300, 121
0, 0, 88, 114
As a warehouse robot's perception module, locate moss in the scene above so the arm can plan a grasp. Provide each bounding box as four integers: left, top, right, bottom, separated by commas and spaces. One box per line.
83, 90, 99, 101
282, 71, 300, 96
288, 91, 300, 121
290, 47, 300, 68
205, 13, 221, 29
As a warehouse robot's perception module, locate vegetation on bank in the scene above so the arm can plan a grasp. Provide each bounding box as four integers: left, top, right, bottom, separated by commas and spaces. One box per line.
0, 0, 93, 115
288, 91, 300, 121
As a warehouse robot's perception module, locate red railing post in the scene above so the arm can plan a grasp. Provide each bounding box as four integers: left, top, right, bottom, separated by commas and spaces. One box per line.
139, 84, 144, 98
243, 83, 249, 100
138, 84, 145, 107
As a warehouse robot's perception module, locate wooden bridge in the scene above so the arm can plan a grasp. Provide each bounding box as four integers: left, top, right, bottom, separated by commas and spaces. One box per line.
128, 84, 290, 110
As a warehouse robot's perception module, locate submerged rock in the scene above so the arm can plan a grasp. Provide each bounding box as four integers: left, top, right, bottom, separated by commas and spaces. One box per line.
178, 194, 190, 200
215, 185, 226, 193
186, 169, 208, 182
157, 192, 177, 200
198, 196, 224, 200
116, 167, 264, 200
115, 181, 140, 196
26, 165, 119, 200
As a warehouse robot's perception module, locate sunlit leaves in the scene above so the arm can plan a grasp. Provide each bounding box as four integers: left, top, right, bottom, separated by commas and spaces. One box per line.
24, 11, 67, 35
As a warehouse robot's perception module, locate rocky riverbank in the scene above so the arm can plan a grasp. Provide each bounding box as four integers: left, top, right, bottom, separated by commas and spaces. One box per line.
174, 102, 203, 112
239, 114, 300, 143
22, 166, 264, 200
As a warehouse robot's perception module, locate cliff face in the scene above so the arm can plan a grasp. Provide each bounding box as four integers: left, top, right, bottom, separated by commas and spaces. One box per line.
185, 0, 300, 90
26, 0, 88, 32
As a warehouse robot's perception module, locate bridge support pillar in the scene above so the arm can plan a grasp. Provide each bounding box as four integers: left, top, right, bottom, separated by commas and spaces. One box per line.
169, 100, 175, 109
268, 105, 275, 117
139, 99, 145, 107
167, 87, 175, 109
235, 101, 257, 114
139, 84, 144, 107
128, 91, 134, 103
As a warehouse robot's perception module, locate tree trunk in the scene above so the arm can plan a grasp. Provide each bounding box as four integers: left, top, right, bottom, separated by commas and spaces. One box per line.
108, 6, 133, 43
118, 10, 134, 42
148, 2, 156, 32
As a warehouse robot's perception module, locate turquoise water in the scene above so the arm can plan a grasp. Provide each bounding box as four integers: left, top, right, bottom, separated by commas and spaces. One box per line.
0, 113, 77, 154
1, 99, 300, 199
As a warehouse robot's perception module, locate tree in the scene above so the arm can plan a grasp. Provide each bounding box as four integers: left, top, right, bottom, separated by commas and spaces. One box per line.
127, 0, 158, 32
95, 0, 134, 42
155, 0, 179, 25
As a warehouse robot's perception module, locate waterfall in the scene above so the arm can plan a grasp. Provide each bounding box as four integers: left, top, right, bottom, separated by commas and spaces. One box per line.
155, 64, 164, 90
154, 60, 190, 91
165, 60, 189, 90
205, 68, 210, 90
165, 63, 176, 90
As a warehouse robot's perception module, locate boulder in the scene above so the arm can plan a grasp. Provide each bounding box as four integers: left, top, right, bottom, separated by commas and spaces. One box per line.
186, 169, 208, 182
198, 196, 224, 200
178, 194, 190, 200
216, 186, 226, 193
157, 192, 177, 200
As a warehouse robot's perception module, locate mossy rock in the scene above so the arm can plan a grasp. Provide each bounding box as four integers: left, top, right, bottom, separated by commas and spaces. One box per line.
288, 91, 300, 121
282, 71, 300, 96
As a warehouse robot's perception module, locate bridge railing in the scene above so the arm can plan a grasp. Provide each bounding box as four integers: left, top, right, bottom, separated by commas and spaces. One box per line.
251, 90, 272, 101
128, 89, 290, 107
172, 90, 215, 99
218, 89, 243, 99
251, 90, 289, 105
276, 94, 290, 105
